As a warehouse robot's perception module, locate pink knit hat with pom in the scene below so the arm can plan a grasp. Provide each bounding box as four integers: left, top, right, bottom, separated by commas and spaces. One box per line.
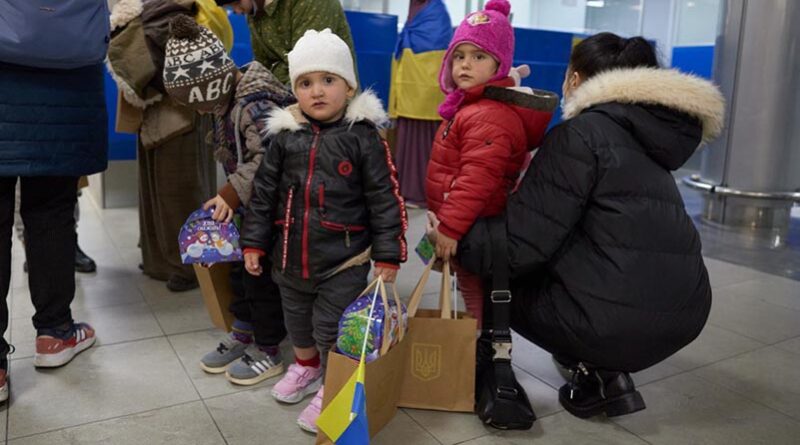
438, 0, 514, 119
439, 0, 514, 93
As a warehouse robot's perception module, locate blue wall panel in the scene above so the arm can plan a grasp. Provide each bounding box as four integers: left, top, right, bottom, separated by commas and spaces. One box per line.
229, 13, 255, 67
345, 11, 398, 107
671, 45, 714, 79
513, 28, 573, 125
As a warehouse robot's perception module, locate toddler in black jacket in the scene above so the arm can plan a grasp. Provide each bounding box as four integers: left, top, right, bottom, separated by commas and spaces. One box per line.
240, 28, 407, 434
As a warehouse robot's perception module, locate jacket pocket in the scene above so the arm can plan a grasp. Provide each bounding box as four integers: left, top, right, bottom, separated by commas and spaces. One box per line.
320, 220, 366, 248
442, 174, 456, 200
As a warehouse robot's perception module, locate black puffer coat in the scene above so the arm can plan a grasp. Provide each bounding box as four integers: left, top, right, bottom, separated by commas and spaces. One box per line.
241, 91, 407, 283
459, 68, 725, 371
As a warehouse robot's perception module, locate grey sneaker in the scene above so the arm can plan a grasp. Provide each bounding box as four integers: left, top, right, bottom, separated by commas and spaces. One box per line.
226, 344, 284, 386
200, 334, 250, 374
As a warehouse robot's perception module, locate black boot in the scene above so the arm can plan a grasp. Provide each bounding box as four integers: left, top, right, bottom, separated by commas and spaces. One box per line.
558, 363, 646, 419
75, 243, 97, 273
166, 274, 199, 292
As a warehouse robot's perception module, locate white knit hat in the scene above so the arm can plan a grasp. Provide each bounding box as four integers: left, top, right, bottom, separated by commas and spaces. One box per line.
288, 28, 357, 91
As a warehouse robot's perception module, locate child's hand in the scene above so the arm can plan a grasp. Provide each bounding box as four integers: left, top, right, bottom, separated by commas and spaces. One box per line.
435, 232, 458, 261
204, 195, 234, 223
426, 211, 440, 244
374, 266, 398, 283
244, 251, 264, 276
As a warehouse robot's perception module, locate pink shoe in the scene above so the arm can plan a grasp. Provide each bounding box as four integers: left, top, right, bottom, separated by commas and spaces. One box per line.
270, 363, 322, 404
297, 386, 324, 433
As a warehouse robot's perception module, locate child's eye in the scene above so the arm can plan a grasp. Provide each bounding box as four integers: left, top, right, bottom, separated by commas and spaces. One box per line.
300, 80, 310, 88
324, 76, 334, 84
476, 54, 485, 60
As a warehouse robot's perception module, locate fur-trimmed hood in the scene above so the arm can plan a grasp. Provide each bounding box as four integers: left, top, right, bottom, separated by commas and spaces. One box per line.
563, 67, 725, 143
265, 89, 388, 135
109, 0, 143, 32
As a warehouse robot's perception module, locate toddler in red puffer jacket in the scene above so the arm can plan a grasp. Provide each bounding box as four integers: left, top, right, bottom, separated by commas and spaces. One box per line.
425, 0, 554, 327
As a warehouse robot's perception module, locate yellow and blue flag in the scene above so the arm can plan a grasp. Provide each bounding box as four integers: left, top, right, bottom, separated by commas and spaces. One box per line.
389, 0, 453, 120
317, 360, 369, 444
317, 279, 383, 444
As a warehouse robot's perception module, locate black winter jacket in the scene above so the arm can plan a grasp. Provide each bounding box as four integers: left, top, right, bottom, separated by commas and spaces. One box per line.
459, 68, 725, 371
241, 91, 407, 282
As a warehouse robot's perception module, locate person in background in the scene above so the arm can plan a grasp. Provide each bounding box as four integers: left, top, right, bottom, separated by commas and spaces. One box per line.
162, 15, 294, 386
0, 0, 109, 403
106, 0, 220, 292
16, 179, 97, 274
216, 0, 356, 86
389, 0, 452, 208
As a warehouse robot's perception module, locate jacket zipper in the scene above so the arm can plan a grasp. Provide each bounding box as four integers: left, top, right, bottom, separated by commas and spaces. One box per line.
301, 127, 320, 279
281, 187, 294, 273
442, 119, 454, 139
319, 221, 367, 248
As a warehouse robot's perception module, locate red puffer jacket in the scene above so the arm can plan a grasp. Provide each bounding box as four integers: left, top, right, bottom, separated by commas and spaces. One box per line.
426, 78, 556, 240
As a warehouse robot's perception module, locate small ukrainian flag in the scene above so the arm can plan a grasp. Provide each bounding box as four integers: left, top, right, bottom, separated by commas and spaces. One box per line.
317, 278, 384, 444
317, 359, 369, 444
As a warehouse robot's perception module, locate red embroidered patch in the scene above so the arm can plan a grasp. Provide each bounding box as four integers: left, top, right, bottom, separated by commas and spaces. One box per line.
338, 160, 353, 177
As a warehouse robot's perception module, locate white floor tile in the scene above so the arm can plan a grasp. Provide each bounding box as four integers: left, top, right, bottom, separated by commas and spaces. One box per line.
7, 338, 199, 439
615, 373, 800, 445
10, 302, 163, 359
8, 401, 224, 445
692, 346, 800, 421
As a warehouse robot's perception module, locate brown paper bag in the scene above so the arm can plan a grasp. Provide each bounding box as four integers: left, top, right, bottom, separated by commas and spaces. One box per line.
193, 263, 235, 332
114, 90, 143, 134
398, 260, 477, 412
316, 279, 409, 444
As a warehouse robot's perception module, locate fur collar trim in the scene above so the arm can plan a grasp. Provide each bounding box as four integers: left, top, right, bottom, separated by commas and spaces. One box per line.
563, 67, 725, 142
265, 89, 388, 135
110, 0, 143, 32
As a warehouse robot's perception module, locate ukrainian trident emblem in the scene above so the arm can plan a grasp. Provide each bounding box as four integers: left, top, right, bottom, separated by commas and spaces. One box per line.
411, 343, 441, 381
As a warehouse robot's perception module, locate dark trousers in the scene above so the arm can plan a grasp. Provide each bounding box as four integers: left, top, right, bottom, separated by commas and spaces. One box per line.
0, 176, 78, 356
273, 264, 370, 368
229, 256, 287, 346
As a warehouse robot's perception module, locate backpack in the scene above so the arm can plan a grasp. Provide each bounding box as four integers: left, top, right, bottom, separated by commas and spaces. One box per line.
0, 0, 110, 69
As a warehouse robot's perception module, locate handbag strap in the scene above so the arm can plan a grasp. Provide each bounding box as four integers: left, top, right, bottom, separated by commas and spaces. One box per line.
488, 218, 519, 400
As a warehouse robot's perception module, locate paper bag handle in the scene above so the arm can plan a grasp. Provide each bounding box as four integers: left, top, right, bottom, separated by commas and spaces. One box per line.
406, 259, 455, 319
359, 277, 404, 356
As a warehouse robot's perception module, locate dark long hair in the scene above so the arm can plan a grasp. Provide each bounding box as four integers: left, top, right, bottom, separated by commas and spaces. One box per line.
569, 32, 659, 78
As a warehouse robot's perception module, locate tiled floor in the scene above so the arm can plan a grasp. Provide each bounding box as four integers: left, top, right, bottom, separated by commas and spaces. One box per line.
2, 194, 800, 444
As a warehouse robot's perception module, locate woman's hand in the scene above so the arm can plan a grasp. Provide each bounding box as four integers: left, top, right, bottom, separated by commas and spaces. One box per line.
203, 194, 234, 223
374, 266, 398, 283
435, 231, 458, 261
244, 251, 263, 276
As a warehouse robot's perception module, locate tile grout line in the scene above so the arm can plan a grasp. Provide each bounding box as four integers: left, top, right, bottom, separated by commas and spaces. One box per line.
607, 417, 655, 445
8, 326, 223, 363
688, 360, 800, 425
162, 334, 230, 445
705, 321, 774, 346
398, 409, 445, 445
4, 399, 207, 443
512, 363, 564, 392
